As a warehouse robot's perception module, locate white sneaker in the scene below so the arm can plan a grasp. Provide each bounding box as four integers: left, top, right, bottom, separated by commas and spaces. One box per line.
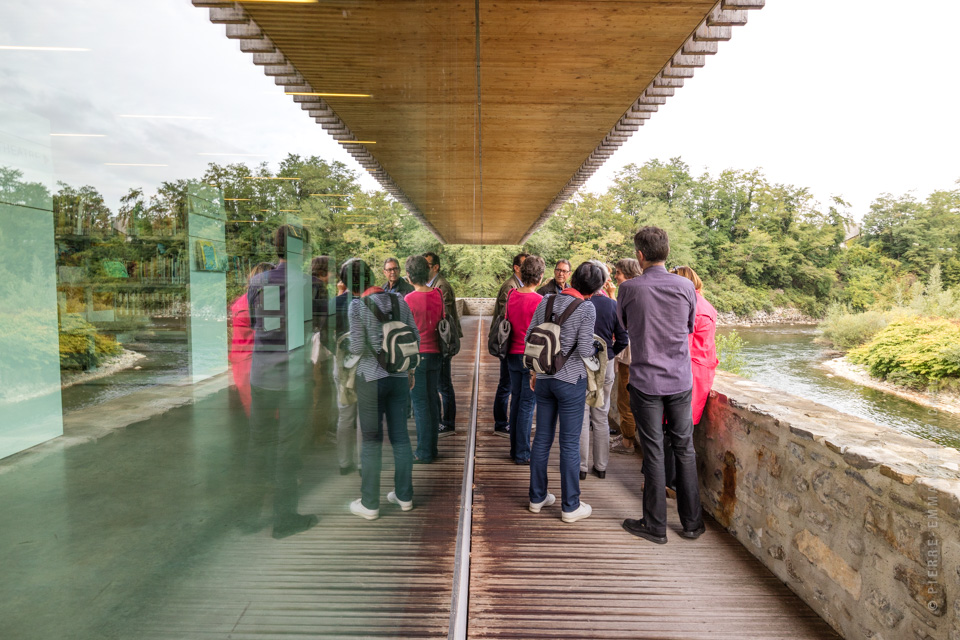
562, 502, 592, 523
528, 493, 556, 513
387, 491, 413, 511
350, 498, 379, 520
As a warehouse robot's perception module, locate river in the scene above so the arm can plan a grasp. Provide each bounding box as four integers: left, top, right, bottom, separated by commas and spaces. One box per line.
720, 324, 960, 451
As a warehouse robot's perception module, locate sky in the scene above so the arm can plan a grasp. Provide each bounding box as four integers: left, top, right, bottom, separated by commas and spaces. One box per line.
1, 0, 958, 223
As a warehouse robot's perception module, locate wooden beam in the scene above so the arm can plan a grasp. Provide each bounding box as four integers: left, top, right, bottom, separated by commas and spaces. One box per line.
707, 7, 749, 27
653, 76, 684, 88
722, 0, 765, 9
238, 39, 275, 53
693, 24, 733, 41
225, 21, 264, 39
209, 6, 247, 24
645, 86, 675, 97
661, 63, 696, 78
671, 54, 706, 68
682, 40, 718, 55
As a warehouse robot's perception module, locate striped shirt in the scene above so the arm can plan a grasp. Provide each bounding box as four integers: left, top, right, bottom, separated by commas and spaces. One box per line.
348, 292, 420, 382
525, 293, 597, 383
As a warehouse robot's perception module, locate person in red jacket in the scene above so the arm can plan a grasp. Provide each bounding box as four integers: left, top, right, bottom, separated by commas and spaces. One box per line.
661, 265, 719, 492
229, 262, 274, 416
670, 266, 718, 424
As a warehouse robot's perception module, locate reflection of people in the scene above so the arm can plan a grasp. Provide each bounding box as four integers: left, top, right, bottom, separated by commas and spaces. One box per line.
505, 255, 543, 464
332, 259, 369, 476
618, 226, 704, 545
243, 224, 317, 539
229, 262, 273, 416
423, 252, 460, 438
310, 255, 336, 446
347, 259, 420, 520
492, 252, 528, 437
405, 256, 443, 463
381, 257, 414, 296
526, 261, 602, 524
610, 259, 642, 455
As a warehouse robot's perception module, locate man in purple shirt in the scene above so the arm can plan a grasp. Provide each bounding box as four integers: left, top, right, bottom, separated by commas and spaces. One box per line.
616, 226, 705, 544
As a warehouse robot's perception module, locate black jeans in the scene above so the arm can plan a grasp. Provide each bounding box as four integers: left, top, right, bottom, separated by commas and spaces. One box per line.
493, 357, 510, 429
438, 355, 457, 429
628, 385, 702, 536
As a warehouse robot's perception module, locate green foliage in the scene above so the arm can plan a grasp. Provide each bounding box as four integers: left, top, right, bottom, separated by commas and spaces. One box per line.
58, 313, 122, 371
817, 305, 907, 351
716, 330, 746, 375
848, 316, 960, 390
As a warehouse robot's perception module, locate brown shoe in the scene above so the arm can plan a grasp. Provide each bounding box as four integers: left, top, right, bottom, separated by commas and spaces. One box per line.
610, 442, 636, 455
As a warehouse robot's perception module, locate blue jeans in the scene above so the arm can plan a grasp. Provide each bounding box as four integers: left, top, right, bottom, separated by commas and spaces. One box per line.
507, 354, 535, 462
439, 355, 457, 429
412, 353, 441, 461
529, 376, 587, 513
357, 375, 414, 510
493, 357, 510, 429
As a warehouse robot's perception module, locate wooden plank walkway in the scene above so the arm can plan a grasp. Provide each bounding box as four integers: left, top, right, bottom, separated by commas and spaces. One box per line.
131, 319, 484, 639
468, 346, 840, 640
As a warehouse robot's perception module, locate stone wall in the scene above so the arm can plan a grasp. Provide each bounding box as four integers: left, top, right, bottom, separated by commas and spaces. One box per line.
456, 297, 496, 317
698, 372, 960, 640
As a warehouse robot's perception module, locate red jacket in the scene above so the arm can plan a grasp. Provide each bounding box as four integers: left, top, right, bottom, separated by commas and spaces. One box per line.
689, 291, 719, 424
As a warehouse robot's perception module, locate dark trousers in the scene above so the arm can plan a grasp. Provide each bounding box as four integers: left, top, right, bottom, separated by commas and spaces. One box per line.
246, 384, 308, 522
628, 385, 702, 535
438, 355, 457, 429
357, 375, 414, 510
412, 353, 441, 462
507, 354, 535, 462
493, 357, 511, 429
529, 377, 586, 513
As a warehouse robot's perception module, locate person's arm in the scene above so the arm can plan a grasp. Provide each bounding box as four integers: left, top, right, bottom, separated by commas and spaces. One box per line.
576, 303, 598, 358
617, 284, 630, 331
348, 300, 365, 355
687, 289, 697, 335
525, 299, 546, 342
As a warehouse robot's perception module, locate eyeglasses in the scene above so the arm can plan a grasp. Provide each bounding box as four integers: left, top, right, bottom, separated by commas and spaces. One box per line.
555, 268, 570, 275
384, 266, 399, 272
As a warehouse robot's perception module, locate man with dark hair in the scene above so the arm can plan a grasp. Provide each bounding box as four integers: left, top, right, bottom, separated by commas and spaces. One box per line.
382, 257, 414, 296
424, 251, 461, 437
491, 252, 529, 437
617, 226, 705, 545
536, 259, 571, 296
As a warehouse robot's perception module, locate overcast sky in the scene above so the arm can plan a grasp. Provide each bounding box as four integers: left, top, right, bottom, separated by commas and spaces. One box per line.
1, 0, 958, 223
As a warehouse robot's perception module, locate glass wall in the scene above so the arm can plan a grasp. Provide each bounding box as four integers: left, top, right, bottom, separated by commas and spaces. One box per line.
0, 2, 473, 637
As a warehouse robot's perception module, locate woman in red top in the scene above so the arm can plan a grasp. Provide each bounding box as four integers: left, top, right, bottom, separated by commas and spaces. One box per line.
404, 255, 445, 463
505, 255, 545, 463
229, 262, 273, 416
671, 266, 718, 424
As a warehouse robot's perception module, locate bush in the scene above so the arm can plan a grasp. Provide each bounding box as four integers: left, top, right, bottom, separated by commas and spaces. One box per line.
59, 313, 122, 371
716, 330, 746, 376
848, 316, 960, 390
817, 305, 904, 351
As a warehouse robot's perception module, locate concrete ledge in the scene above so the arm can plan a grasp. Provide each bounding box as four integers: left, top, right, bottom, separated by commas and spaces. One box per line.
698, 372, 960, 639
456, 297, 495, 317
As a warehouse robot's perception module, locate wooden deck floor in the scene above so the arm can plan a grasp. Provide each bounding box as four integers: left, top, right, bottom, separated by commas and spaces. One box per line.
467, 343, 840, 640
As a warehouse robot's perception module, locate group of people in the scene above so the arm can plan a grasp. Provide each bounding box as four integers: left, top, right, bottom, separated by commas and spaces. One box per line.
492, 226, 718, 540
229, 223, 717, 544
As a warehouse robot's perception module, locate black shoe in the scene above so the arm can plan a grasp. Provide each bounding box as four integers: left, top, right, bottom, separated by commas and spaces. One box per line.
339, 464, 355, 476
513, 457, 530, 465
622, 518, 667, 544
680, 523, 706, 540
413, 454, 433, 464
272, 514, 319, 539
592, 467, 605, 479
579, 470, 587, 481
438, 424, 456, 438
493, 425, 511, 438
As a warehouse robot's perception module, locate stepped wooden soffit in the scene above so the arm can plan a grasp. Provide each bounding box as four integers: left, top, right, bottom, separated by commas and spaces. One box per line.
194, 0, 763, 245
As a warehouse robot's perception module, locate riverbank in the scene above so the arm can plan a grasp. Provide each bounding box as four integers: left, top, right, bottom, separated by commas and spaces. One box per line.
60, 349, 146, 390
822, 356, 960, 416
716, 307, 817, 326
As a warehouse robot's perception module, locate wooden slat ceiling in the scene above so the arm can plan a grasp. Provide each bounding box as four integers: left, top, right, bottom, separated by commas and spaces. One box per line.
197, 0, 763, 244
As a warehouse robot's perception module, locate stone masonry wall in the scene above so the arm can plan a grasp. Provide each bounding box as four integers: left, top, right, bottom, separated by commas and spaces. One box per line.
698, 372, 960, 640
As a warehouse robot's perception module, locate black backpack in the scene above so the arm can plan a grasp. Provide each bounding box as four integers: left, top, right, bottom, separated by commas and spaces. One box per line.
362, 295, 421, 373
523, 295, 583, 375
487, 290, 513, 360
438, 306, 461, 358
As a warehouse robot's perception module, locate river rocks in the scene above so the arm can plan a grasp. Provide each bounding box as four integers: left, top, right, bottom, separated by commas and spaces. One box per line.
716, 307, 818, 326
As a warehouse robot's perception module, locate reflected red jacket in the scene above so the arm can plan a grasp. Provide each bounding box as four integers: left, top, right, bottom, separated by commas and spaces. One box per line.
690, 291, 719, 425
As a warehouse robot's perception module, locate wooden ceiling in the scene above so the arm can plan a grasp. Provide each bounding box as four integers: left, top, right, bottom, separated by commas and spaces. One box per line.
196, 0, 762, 244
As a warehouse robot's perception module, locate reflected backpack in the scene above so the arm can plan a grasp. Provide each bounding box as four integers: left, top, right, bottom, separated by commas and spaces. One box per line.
487, 290, 513, 360
437, 307, 461, 358
363, 295, 421, 373
523, 295, 582, 375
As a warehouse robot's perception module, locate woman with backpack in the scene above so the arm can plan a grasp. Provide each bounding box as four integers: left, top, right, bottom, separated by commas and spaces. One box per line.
345, 258, 421, 521
525, 261, 604, 523
404, 255, 445, 464
505, 255, 545, 464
